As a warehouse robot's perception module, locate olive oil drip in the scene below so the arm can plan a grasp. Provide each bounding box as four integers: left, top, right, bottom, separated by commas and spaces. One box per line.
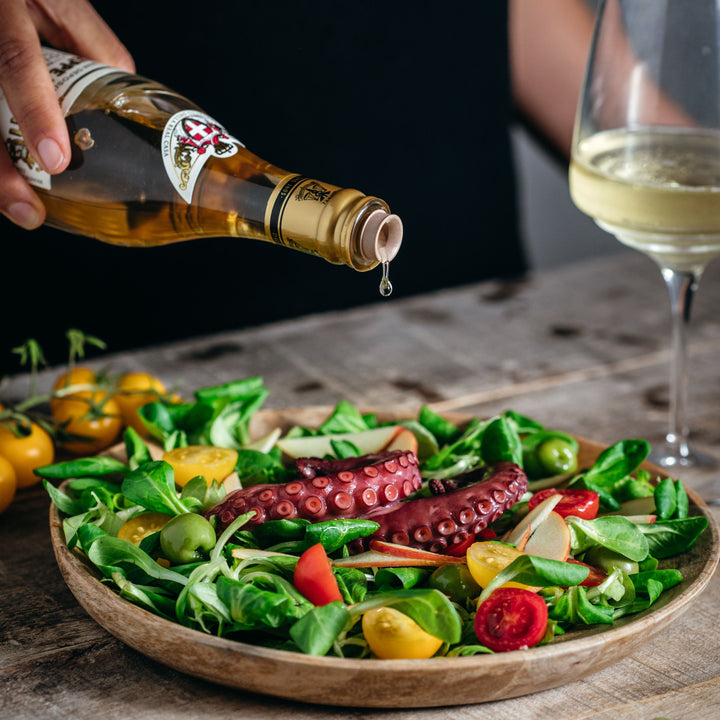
379, 261, 392, 297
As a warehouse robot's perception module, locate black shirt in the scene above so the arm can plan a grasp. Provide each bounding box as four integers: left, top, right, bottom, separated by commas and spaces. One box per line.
1, 2, 522, 372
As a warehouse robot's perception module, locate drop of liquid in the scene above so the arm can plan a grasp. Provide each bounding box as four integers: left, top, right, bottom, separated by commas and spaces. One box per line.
379, 261, 393, 297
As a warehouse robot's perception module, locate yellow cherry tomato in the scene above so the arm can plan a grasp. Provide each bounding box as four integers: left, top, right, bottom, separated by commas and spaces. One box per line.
51, 367, 98, 412
0, 421, 55, 488
362, 607, 443, 659
114, 372, 167, 435
466, 541, 536, 591
52, 391, 123, 455
162, 445, 239, 487
118, 512, 172, 545
53, 366, 97, 392
0, 455, 17, 513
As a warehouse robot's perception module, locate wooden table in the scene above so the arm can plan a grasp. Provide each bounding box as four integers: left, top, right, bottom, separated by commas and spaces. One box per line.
2, 252, 719, 720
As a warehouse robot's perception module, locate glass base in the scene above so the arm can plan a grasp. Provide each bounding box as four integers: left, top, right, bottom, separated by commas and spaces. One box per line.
649, 443, 720, 505
650, 445, 718, 470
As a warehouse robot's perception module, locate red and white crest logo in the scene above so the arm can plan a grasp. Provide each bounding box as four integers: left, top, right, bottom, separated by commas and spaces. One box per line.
162, 110, 243, 202
178, 118, 234, 155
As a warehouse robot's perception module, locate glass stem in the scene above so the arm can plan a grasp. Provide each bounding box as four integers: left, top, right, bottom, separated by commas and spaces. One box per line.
660, 266, 702, 461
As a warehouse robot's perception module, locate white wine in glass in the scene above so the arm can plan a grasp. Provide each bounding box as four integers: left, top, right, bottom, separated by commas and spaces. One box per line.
569, 0, 720, 476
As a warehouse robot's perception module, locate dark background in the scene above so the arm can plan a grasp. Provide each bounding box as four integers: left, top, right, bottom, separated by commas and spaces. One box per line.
1, 3, 523, 374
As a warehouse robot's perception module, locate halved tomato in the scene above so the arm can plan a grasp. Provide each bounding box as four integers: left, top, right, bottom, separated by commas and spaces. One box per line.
474, 587, 548, 652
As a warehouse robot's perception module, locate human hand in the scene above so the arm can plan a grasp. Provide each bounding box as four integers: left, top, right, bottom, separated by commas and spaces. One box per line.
0, 0, 134, 229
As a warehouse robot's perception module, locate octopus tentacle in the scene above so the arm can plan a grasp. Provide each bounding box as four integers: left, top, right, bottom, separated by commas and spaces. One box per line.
352, 462, 527, 554
205, 450, 421, 531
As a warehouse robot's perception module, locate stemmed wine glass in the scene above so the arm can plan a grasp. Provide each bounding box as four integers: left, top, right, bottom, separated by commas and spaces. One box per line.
569, 0, 720, 474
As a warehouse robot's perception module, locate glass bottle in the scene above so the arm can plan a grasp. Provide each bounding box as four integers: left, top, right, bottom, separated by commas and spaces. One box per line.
0, 48, 402, 271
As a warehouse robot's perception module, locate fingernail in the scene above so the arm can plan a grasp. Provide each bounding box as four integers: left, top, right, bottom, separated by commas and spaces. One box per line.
6, 202, 42, 229
37, 137, 65, 173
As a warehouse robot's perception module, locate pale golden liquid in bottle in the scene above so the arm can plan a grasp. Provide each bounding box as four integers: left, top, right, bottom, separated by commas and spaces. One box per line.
34, 74, 290, 247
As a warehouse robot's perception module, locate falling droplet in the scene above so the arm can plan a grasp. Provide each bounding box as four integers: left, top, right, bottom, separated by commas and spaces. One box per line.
379, 261, 393, 297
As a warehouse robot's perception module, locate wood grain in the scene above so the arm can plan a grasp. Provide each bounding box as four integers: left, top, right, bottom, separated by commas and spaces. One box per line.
3, 254, 720, 719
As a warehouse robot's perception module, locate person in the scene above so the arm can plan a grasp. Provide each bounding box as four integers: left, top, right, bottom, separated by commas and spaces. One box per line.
0, 0, 595, 373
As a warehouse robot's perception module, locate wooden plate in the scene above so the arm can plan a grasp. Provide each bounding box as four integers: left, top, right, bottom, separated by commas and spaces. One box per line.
48, 408, 720, 708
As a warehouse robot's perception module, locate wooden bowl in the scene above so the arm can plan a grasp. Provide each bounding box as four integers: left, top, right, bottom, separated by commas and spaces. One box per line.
49, 408, 720, 708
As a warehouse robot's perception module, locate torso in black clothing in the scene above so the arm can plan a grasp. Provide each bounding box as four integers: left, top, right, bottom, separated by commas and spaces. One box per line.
1, 2, 522, 371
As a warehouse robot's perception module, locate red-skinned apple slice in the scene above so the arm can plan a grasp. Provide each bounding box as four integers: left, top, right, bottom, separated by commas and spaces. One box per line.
369, 540, 464, 563
622, 514, 657, 524
332, 541, 464, 568
523, 511, 571, 561
385, 428, 419, 455
503, 493, 562, 546
275, 425, 405, 459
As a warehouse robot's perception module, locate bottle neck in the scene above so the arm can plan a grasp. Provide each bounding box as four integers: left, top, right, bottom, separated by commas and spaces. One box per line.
263, 175, 403, 270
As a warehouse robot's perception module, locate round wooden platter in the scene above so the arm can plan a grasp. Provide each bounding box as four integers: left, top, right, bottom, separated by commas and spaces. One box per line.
48, 408, 720, 709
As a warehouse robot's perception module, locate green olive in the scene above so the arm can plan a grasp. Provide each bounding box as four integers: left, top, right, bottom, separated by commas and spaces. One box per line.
584, 546, 639, 575
429, 564, 482, 604
159, 512, 217, 565
535, 438, 578, 476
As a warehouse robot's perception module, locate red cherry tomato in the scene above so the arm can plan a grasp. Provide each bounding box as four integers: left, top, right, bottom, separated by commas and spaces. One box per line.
474, 587, 549, 652
528, 488, 600, 520
294, 543, 343, 606
566, 558, 607, 587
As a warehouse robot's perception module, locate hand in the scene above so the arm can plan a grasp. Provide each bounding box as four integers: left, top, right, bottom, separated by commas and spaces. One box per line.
0, 0, 134, 229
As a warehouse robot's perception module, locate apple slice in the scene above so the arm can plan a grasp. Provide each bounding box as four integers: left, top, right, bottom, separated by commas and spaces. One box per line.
275, 425, 404, 459
523, 511, 571, 561
623, 514, 657, 524
503, 494, 563, 546
222, 471, 242, 493
385, 428, 419, 455
513, 523, 532, 552
244, 427, 282, 454
369, 540, 464, 564
332, 551, 455, 568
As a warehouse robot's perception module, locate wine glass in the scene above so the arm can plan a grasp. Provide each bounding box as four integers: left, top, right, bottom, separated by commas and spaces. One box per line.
569, 0, 720, 474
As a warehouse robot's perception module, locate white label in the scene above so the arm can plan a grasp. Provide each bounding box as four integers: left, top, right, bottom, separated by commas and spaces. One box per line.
161, 110, 243, 203
0, 48, 118, 190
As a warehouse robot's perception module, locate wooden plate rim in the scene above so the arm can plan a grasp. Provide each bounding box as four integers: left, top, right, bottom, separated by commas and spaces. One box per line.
48, 408, 720, 708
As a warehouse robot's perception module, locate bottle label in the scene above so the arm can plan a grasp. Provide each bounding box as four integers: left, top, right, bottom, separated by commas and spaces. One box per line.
0, 47, 118, 190
161, 110, 244, 203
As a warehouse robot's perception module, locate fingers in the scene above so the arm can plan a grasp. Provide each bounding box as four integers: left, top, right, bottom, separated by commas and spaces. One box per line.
0, 0, 66, 228
0, 0, 70, 175
27, 0, 135, 72
0, 144, 46, 229
0, 0, 135, 230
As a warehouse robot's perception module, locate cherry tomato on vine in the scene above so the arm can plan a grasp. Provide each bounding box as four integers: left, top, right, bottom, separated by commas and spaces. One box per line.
114, 372, 167, 435
0, 421, 55, 488
52, 391, 123, 455
474, 587, 549, 652
51, 367, 98, 412
528, 488, 600, 520
0, 455, 17, 513
162, 445, 238, 487
293, 543, 343, 606
53, 366, 97, 392
362, 606, 443, 659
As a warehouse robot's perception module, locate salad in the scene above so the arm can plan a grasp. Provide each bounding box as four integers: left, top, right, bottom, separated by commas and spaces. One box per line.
41, 376, 709, 659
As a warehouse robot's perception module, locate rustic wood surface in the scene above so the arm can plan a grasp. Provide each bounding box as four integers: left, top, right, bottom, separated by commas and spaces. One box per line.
2, 252, 720, 719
